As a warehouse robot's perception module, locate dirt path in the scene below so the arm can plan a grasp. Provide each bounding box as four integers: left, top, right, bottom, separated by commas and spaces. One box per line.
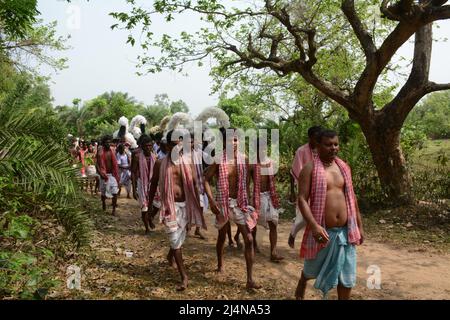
57, 195, 450, 300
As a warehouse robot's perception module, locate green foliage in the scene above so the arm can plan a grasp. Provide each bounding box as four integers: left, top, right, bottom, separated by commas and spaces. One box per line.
406, 91, 450, 139
0, 0, 39, 39
0, 63, 92, 298
0, 178, 61, 299
55, 92, 190, 138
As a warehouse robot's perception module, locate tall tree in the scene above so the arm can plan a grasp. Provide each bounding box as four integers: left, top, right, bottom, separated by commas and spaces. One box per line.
112, 0, 450, 204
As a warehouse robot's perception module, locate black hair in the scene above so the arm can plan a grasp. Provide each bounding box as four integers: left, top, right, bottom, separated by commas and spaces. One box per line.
101, 135, 113, 146
317, 129, 338, 143
166, 129, 186, 146
308, 126, 323, 138
117, 144, 125, 154
154, 132, 163, 141
166, 130, 177, 146
140, 123, 146, 135
118, 125, 126, 138
139, 134, 152, 147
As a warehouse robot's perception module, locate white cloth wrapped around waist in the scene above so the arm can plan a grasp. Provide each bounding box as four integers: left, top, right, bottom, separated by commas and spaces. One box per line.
258, 191, 279, 228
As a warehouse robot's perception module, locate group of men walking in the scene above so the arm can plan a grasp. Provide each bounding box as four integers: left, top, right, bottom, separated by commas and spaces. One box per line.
81, 120, 364, 299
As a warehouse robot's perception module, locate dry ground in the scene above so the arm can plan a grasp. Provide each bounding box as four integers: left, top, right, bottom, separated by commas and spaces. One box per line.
52, 195, 450, 300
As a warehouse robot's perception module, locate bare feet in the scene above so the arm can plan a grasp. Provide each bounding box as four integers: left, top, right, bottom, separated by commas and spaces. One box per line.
144, 229, 150, 235
149, 220, 156, 230
234, 235, 243, 250
254, 246, 261, 254
176, 278, 188, 291
288, 234, 295, 249
246, 281, 262, 290
195, 229, 207, 240
215, 267, 223, 274
228, 241, 235, 248
270, 254, 284, 263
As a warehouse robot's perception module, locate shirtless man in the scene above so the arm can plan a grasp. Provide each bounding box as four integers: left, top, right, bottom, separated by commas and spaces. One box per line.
148, 130, 202, 291
96, 135, 120, 215
204, 128, 260, 290
131, 135, 158, 234
295, 130, 364, 300
251, 138, 283, 262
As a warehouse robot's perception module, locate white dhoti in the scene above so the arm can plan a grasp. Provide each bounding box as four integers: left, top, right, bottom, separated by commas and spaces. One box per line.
215, 198, 256, 230
164, 202, 188, 250
290, 206, 307, 237
100, 174, 119, 198
258, 191, 279, 229
199, 192, 209, 213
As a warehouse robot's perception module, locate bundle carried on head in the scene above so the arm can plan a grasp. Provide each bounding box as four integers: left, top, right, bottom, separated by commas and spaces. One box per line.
130, 115, 148, 139
113, 116, 129, 139
159, 115, 172, 133
113, 116, 138, 149
195, 106, 230, 130
164, 112, 193, 142
195, 106, 231, 143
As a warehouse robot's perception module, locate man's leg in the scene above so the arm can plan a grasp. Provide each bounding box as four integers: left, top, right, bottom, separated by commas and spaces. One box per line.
101, 195, 106, 211
167, 248, 176, 268
95, 177, 99, 195
126, 183, 131, 199
337, 283, 352, 300
237, 224, 261, 290
195, 226, 207, 240
216, 222, 228, 272
142, 211, 150, 234
227, 223, 235, 247
295, 272, 309, 300
252, 226, 260, 253
269, 221, 283, 262
112, 194, 118, 215
234, 228, 242, 249
149, 205, 159, 230
173, 248, 188, 291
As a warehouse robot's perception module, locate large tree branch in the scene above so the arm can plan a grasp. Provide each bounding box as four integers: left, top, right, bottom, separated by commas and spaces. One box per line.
341, 0, 377, 59
426, 81, 450, 92
427, 4, 450, 21
382, 22, 433, 126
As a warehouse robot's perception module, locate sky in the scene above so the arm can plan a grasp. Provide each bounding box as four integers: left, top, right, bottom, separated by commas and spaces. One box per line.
37, 0, 450, 117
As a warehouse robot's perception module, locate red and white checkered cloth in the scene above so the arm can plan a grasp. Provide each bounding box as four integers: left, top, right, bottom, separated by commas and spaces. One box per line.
253, 160, 280, 215
300, 156, 361, 259
158, 155, 204, 231
216, 150, 255, 228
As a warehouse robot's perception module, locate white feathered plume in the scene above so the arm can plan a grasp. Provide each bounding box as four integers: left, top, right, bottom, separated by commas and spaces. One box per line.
113, 116, 138, 149
149, 125, 161, 135
195, 107, 230, 129
166, 112, 193, 132
159, 115, 171, 132
130, 115, 147, 139
118, 116, 129, 127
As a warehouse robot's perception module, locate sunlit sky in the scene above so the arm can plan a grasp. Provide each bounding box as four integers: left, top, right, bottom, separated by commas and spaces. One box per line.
38, 0, 450, 117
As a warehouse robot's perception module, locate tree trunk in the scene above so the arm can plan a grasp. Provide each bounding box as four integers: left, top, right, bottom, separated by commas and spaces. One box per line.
359, 119, 413, 205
